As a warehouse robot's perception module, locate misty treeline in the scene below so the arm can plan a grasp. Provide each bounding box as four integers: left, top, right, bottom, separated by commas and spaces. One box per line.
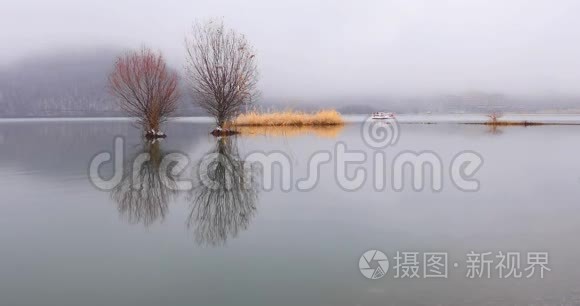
0, 50, 202, 118
2, 21, 580, 122
0, 51, 118, 117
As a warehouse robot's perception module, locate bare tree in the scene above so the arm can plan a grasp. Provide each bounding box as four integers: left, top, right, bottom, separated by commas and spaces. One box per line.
109, 47, 180, 138
185, 20, 258, 134
486, 111, 503, 124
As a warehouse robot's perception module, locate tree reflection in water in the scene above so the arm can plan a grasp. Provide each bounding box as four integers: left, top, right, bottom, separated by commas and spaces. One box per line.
112, 140, 177, 226
188, 137, 258, 246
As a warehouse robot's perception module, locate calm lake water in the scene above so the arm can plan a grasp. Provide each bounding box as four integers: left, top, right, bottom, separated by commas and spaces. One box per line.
1, 117, 580, 306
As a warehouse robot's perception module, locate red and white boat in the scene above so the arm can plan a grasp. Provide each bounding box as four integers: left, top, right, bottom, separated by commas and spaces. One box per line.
371, 112, 395, 119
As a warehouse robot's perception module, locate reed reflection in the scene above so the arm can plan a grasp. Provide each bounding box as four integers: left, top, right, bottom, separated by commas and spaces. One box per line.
235, 124, 344, 138
486, 124, 504, 135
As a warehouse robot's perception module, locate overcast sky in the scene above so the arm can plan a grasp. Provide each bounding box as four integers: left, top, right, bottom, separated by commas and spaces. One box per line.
3, 0, 580, 100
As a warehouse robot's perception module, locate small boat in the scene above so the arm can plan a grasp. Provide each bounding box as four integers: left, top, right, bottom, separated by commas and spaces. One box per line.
371, 112, 395, 119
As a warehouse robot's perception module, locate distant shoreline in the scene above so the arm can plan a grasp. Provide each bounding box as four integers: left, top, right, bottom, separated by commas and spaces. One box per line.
2, 113, 580, 125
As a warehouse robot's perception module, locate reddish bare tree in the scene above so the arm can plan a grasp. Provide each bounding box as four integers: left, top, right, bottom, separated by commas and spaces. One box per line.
185, 20, 258, 135
109, 48, 180, 138
486, 112, 503, 124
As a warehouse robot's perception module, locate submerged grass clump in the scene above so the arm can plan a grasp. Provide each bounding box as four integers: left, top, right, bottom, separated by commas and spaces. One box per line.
482, 120, 545, 126
474, 113, 545, 126
232, 109, 344, 126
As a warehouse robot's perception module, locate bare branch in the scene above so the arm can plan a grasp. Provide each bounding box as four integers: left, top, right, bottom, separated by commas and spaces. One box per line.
109, 47, 180, 134
185, 20, 258, 128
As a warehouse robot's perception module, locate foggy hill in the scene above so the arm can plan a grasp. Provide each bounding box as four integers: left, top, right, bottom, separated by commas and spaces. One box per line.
0, 49, 204, 118
1, 50, 580, 117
